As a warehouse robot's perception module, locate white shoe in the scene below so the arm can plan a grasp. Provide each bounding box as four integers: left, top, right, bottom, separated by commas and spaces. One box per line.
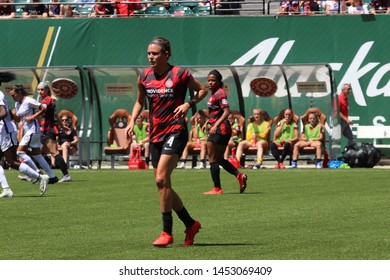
18, 175, 32, 182
177, 162, 185, 169
39, 175, 49, 196
253, 163, 262, 169
0, 188, 13, 198
194, 162, 205, 169
316, 162, 323, 169
59, 174, 72, 182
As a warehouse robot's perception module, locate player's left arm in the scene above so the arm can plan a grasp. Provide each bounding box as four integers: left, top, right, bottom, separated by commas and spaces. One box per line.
174, 78, 207, 118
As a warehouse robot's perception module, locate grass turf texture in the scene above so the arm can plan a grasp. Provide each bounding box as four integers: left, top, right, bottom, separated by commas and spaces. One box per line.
0, 168, 389, 260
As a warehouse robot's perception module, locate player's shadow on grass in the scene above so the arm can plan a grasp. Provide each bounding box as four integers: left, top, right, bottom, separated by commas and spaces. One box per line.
223, 191, 264, 195
193, 243, 255, 247
11, 195, 54, 198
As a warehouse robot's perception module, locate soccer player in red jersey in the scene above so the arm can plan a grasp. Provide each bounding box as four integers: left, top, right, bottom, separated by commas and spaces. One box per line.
125, 37, 208, 247
203, 70, 247, 195
38, 82, 71, 183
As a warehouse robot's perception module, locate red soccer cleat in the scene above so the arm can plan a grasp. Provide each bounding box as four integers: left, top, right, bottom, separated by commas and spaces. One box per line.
279, 162, 286, 169
237, 173, 247, 193
152, 231, 173, 247
273, 163, 280, 169
183, 220, 201, 246
203, 187, 223, 195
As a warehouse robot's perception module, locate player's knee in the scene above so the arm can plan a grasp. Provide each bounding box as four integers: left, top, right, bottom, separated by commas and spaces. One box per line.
16, 151, 26, 159
155, 176, 166, 189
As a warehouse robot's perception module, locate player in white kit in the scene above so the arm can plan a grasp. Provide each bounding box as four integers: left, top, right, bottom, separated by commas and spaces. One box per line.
0, 74, 49, 197
9, 85, 59, 194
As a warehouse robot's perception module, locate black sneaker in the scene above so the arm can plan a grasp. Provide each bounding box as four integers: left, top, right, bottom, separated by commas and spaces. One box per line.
48, 176, 59, 184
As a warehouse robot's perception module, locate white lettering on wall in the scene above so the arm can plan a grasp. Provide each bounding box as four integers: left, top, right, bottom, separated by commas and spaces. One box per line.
367, 64, 390, 98
373, 116, 386, 125
234, 39, 390, 107
337, 42, 379, 106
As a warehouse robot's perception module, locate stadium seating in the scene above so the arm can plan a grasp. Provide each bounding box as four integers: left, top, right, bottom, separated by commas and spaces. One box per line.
13, 0, 26, 17
74, 6, 94, 17
176, 0, 199, 9
192, 4, 213, 16
104, 109, 132, 169
143, 5, 168, 16
168, 5, 192, 16
61, 0, 77, 7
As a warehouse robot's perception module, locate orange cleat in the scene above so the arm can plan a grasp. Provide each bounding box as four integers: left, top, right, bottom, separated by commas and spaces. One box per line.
237, 173, 247, 193
152, 231, 173, 247
273, 163, 280, 169
203, 187, 223, 195
183, 220, 201, 246
279, 162, 286, 169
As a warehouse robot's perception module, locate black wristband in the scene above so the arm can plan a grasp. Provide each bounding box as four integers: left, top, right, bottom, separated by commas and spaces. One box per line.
187, 100, 196, 108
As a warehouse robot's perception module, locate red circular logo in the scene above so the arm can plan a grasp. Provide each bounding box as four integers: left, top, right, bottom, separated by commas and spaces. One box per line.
165, 79, 173, 88
51, 78, 78, 99
250, 78, 277, 97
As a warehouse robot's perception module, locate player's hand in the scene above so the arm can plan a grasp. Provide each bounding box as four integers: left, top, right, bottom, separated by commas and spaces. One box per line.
24, 116, 33, 123
209, 126, 217, 134
174, 103, 189, 119
125, 123, 134, 139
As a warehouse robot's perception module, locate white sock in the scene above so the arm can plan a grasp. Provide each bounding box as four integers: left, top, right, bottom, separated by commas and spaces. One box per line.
32, 155, 56, 178
19, 162, 40, 180
0, 166, 10, 189
17, 151, 40, 173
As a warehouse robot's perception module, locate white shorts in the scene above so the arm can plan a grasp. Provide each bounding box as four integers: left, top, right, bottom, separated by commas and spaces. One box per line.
19, 133, 43, 149
0, 131, 18, 152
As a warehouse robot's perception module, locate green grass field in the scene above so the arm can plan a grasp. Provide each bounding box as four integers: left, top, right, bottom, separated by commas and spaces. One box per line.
0, 168, 389, 260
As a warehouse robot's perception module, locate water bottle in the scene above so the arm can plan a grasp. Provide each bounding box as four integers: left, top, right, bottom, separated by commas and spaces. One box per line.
252, 133, 257, 147
113, 9, 118, 17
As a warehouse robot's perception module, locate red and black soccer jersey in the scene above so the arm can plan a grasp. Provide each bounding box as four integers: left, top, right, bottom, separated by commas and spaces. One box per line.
39, 96, 57, 134
139, 65, 193, 143
207, 88, 232, 136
